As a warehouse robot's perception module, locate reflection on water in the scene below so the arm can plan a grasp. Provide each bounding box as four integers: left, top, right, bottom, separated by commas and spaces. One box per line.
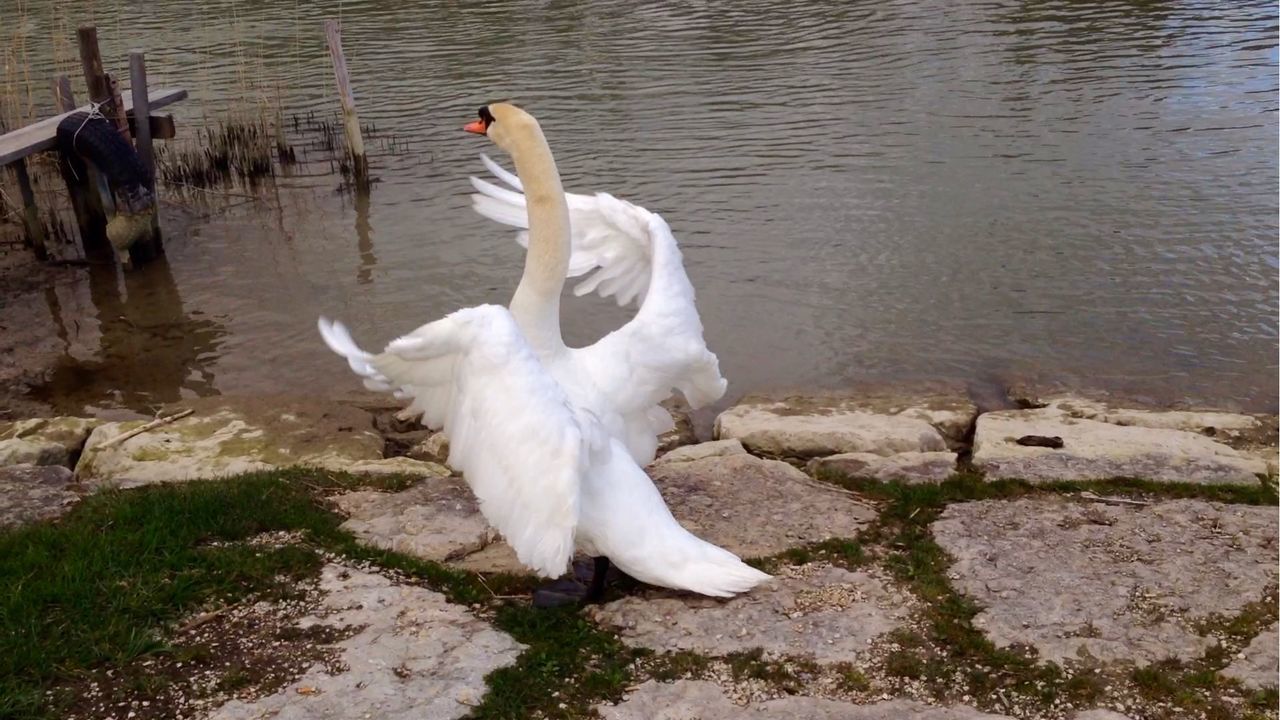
1, 0, 1276, 414
28, 257, 224, 414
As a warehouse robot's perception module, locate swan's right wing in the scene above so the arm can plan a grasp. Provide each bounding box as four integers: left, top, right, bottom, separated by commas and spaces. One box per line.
470, 153, 654, 307
318, 306, 593, 578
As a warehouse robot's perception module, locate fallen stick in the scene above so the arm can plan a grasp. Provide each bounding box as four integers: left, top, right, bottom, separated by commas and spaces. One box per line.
98, 408, 194, 449
1079, 491, 1150, 507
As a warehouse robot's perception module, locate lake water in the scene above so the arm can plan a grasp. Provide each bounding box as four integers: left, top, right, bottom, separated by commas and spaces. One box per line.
2, 0, 1277, 416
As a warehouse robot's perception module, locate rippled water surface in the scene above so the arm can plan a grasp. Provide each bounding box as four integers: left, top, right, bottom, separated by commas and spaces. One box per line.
2, 0, 1277, 414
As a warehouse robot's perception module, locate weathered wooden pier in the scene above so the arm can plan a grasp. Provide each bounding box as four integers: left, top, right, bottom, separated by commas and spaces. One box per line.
0, 25, 186, 268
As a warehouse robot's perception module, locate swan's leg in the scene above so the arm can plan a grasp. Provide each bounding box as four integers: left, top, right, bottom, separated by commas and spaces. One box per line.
584, 556, 611, 604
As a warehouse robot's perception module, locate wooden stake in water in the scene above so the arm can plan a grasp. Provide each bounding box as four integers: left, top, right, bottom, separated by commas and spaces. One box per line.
324, 19, 369, 190
11, 159, 49, 260
127, 49, 163, 264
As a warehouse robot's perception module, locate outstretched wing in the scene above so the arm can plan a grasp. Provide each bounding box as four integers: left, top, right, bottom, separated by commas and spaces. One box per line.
318, 306, 591, 577
470, 153, 654, 307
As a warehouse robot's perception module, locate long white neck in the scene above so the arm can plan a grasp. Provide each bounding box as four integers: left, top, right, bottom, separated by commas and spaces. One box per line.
504, 120, 570, 354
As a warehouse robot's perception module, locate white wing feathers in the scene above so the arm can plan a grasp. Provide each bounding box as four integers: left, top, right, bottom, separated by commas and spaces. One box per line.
470, 154, 654, 307
317, 308, 591, 578
469, 156, 728, 419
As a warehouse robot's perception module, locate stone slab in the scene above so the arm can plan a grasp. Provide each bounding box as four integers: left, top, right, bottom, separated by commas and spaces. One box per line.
1220, 621, 1279, 690
972, 406, 1267, 484
0, 464, 79, 527
598, 680, 1014, 720
932, 497, 1278, 666
206, 564, 524, 720
809, 451, 957, 483
714, 392, 977, 458
591, 564, 913, 662
0, 416, 100, 467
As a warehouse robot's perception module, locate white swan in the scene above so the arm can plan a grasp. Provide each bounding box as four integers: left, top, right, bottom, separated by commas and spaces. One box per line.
319, 102, 767, 602
469, 154, 727, 465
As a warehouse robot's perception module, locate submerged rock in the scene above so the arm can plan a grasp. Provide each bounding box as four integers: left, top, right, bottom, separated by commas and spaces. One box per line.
932, 497, 1278, 666
599, 680, 1014, 720
206, 564, 524, 720
972, 397, 1269, 484
714, 391, 977, 458
0, 464, 79, 527
75, 396, 387, 488
0, 416, 100, 468
808, 451, 957, 483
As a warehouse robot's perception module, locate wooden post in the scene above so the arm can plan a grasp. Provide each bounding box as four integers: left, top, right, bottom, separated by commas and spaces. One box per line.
11, 160, 49, 260
106, 73, 132, 141
77, 26, 110, 107
53, 74, 111, 260
324, 19, 369, 189
126, 50, 162, 264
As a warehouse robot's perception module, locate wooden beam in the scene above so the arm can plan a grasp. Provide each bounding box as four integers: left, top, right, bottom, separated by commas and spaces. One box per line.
126, 113, 176, 140
77, 27, 109, 105
11, 159, 49, 260
0, 88, 187, 166
324, 19, 369, 189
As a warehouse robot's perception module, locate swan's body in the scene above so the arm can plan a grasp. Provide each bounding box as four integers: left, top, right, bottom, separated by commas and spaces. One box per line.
318, 103, 766, 598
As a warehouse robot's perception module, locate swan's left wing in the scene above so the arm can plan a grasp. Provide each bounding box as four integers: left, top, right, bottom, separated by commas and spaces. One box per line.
469, 154, 654, 307
318, 306, 597, 578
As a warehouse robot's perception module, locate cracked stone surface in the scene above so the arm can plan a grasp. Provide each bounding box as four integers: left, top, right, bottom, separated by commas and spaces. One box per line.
591, 564, 914, 662
0, 416, 100, 467
808, 451, 957, 483
932, 497, 1278, 666
74, 396, 404, 488
0, 464, 79, 527
206, 563, 524, 720
331, 475, 525, 574
1221, 622, 1279, 690
647, 454, 877, 558
714, 391, 977, 458
972, 397, 1271, 484
335, 453, 875, 574
597, 680, 1014, 720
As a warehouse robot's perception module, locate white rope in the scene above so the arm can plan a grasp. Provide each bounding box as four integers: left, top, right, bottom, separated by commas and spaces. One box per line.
67, 100, 110, 181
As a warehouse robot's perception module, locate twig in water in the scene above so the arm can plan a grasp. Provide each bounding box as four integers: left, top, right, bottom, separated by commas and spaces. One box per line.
98, 408, 194, 449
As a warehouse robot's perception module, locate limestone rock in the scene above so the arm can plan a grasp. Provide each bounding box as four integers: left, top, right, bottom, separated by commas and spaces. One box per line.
648, 454, 877, 559
407, 432, 451, 466
1220, 622, 1279, 690
715, 392, 976, 458
932, 497, 1278, 666
75, 396, 384, 488
0, 417, 100, 467
658, 397, 698, 453
335, 457, 451, 477
599, 680, 1014, 720
972, 402, 1268, 484
206, 564, 524, 720
0, 464, 79, 527
331, 475, 523, 574
591, 564, 913, 662
653, 439, 746, 466
809, 451, 956, 483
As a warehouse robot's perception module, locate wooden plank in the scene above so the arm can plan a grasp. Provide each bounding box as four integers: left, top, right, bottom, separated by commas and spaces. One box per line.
11, 159, 49, 260
0, 88, 187, 166
324, 19, 369, 188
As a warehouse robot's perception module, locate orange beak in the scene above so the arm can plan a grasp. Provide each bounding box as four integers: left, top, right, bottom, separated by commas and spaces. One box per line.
463, 119, 487, 135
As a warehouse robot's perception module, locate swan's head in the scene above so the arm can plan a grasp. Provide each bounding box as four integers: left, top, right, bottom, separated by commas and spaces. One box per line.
464, 102, 538, 155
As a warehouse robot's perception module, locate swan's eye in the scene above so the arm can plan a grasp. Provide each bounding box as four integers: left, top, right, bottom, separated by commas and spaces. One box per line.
478, 106, 495, 127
